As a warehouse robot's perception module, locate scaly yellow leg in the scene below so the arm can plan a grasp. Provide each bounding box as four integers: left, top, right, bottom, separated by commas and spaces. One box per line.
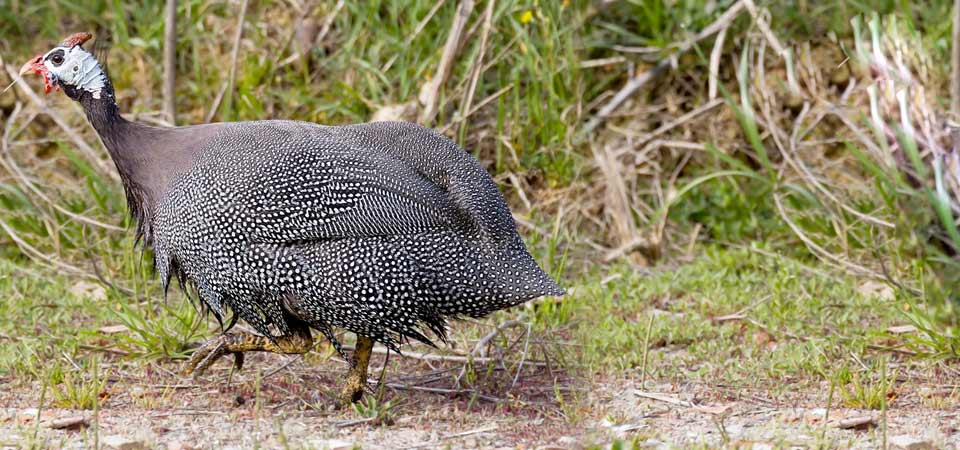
338, 335, 374, 406
184, 330, 313, 376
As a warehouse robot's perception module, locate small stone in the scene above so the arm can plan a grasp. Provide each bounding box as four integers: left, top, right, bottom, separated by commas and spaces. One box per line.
725, 423, 743, 436
370, 102, 417, 123
166, 441, 193, 450
857, 280, 895, 301
295, 18, 319, 54
887, 325, 917, 334
803, 408, 827, 424
307, 439, 353, 450
98, 325, 129, 334
17, 408, 53, 424
829, 62, 850, 87
834, 415, 875, 430
557, 436, 577, 445
101, 435, 148, 450
0, 433, 21, 448
889, 435, 934, 450
70, 280, 107, 301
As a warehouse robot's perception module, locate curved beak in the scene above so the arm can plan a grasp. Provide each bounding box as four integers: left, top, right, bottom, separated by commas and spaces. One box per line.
19, 55, 55, 94
19, 55, 42, 76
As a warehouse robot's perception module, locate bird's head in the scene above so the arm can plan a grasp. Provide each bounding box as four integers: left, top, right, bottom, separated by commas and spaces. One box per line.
19, 32, 107, 101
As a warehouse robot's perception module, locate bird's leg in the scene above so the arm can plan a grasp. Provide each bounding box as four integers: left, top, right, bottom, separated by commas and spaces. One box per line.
338, 335, 375, 407
184, 329, 313, 376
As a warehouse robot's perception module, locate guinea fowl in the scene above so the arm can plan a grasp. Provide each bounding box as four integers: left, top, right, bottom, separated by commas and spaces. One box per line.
20, 33, 563, 404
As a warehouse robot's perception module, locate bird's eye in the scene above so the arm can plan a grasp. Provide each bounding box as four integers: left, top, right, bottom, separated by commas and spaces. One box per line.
51, 54, 64, 66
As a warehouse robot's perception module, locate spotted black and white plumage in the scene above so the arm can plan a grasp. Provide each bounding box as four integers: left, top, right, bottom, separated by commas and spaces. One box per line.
28, 37, 562, 358
152, 120, 563, 352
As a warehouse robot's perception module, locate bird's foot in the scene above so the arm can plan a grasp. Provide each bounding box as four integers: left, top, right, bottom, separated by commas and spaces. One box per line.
184, 331, 313, 376
337, 335, 375, 408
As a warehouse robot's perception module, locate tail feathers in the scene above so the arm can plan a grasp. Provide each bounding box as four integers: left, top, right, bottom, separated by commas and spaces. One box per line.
539, 273, 565, 297
507, 257, 565, 300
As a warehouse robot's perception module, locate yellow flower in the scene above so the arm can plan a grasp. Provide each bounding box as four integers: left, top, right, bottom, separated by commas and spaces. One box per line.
520, 10, 534, 24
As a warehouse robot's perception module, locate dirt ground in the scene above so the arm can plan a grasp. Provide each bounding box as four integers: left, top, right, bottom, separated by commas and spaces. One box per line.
1, 349, 957, 449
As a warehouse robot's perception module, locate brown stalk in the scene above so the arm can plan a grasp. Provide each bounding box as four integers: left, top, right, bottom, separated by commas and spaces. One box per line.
162, 0, 177, 125
952, 0, 960, 118
419, 0, 475, 125
205, 0, 249, 123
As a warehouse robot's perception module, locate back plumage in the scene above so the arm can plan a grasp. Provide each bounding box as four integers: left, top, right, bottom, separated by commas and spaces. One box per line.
152, 120, 563, 353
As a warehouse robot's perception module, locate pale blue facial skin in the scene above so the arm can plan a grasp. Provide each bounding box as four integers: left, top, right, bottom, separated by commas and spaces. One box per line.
42, 45, 106, 99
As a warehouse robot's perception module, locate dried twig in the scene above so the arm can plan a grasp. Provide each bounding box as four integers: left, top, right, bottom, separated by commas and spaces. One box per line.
206, 0, 249, 123
580, 0, 746, 138
458, 0, 496, 128
634, 390, 694, 407
773, 192, 885, 279
439, 83, 513, 133
952, 0, 960, 117
708, 25, 728, 100
316, 0, 345, 52
149, 410, 228, 418
742, 0, 786, 56
419, 0, 475, 125
162, 0, 177, 125
466, 318, 522, 359
333, 416, 379, 428
453, 318, 525, 387
3, 65, 115, 179
0, 218, 92, 277
350, 344, 549, 367
511, 321, 532, 387
382, 0, 447, 72
635, 98, 724, 149
445, 424, 499, 439
1, 103, 124, 232
593, 143, 638, 246
385, 383, 502, 402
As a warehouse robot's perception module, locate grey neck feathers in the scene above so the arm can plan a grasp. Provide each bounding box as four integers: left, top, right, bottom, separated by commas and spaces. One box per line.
77, 79, 201, 246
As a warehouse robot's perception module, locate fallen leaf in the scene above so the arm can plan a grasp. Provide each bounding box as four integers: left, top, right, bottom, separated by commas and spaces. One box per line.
886, 325, 917, 334
889, 434, 934, 450
370, 102, 417, 123
102, 435, 148, 450
752, 330, 775, 347
17, 408, 53, 425
70, 281, 107, 301
43, 416, 89, 430
98, 325, 129, 334
166, 441, 194, 450
803, 408, 827, 424
306, 439, 353, 450
857, 280, 895, 301
634, 390, 693, 407
694, 403, 731, 415
919, 387, 955, 398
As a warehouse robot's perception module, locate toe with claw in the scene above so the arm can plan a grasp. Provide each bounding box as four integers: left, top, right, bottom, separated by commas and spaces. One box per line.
184, 334, 245, 376
183, 330, 313, 377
